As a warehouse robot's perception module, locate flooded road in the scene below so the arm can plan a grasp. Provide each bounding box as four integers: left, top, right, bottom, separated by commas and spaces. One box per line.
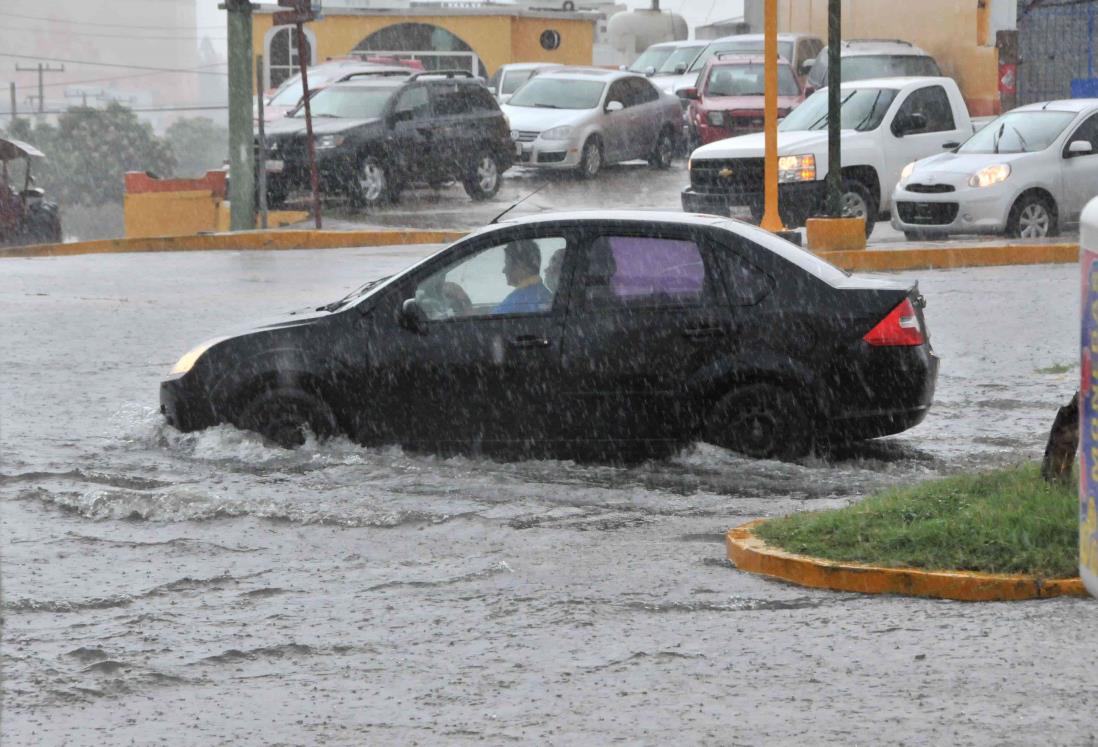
2, 247, 1094, 744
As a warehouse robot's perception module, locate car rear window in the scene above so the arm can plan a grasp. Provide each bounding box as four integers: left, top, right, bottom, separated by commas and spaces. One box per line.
502, 70, 536, 95
586, 236, 707, 306
705, 64, 800, 97
691, 40, 795, 72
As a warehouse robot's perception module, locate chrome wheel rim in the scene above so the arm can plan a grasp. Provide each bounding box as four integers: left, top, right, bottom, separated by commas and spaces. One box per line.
476, 156, 498, 192
584, 142, 601, 176
359, 161, 385, 202
841, 191, 868, 218
658, 133, 673, 164
1019, 202, 1050, 238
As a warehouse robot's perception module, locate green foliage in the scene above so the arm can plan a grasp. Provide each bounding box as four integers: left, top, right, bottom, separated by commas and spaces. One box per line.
165, 117, 228, 178
3, 104, 176, 206
1036, 362, 1074, 374
755, 463, 1079, 578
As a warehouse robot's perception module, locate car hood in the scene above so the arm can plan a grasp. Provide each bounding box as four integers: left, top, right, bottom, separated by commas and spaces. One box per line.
701, 94, 802, 111
501, 105, 592, 131
265, 117, 382, 137
651, 73, 692, 93
908, 149, 1036, 177
692, 129, 855, 158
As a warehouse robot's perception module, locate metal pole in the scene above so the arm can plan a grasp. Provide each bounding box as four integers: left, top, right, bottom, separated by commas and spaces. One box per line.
826, 0, 843, 217
226, 0, 257, 231
296, 22, 322, 230
256, 53, 269, 230
9, 82, 15, 119
759, 0, 785, 233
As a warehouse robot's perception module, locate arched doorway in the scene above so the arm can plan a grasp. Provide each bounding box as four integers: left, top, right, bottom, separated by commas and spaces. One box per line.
265, 26, 317, 90
353, 23, 488, 78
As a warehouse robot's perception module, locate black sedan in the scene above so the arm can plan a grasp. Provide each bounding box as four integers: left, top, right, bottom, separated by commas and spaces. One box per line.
160, 211, 938, 460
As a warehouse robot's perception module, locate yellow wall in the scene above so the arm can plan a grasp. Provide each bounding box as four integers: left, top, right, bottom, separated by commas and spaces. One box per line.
775, 0, 1000, 115
124, 191, 221, 239
253, 12, 594, 77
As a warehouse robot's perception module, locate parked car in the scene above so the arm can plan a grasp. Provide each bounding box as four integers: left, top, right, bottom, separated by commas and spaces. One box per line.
626, 40, 709, 94
0, 137, 61, 247
262, 71, 514, 207
678, 54, 805, 147
160, 210, 938, 460
682, 76, 976, 235
260, 59, 417, 124
662, 33, 824, 98
501, 68, 683, 178
892, 98, 1098, 239
486, 63, 562, 104
804, 39, 942, 96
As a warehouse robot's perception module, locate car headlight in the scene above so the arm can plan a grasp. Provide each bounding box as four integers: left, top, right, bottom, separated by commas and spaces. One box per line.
900, 161, 917, 182
315, 134, 345, 150
169, 337, 225, 375
969, 163, 1011, 188
706, 111, 724, 127
540, 126, 574, 141
778, 154, 816, 183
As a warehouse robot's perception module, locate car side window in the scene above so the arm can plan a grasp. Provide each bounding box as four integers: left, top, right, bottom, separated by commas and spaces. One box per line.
894, 86, 955, 134
606, 80, 630, 108
392, 85, 431, 123
432, 82, 478, 116
413, 236, 568, 320
711, 247, 775, 306
630, 77, 659, 104
467, 85, 500, 113
1066, 113, 1098, 155
581, 235, 710, 309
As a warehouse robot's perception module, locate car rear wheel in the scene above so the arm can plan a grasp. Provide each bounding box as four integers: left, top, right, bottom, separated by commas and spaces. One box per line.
577, 137, 602, 180
463, 151, 501, 200
1007, 193, 1058, 239
351, 156, 390, 207
648, 128, 675, 169
235, 389, 337, 449
704, 383, 812, 460
840, 179, 877, 237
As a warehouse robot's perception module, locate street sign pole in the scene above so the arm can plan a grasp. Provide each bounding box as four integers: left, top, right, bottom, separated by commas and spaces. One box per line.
296, 21, 322, 230
224, 0, 257, 231
759, 0, 785, 234
826, 0, 843, 217
256, 53, 269, 230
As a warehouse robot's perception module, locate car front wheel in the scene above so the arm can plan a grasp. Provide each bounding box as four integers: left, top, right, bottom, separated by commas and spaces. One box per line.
1007, 193, 1058, 239
463, 151, 501, 200
840, 179, 877, 237
235, 388, 337, 449
351, 156, 390, 207
704, 383, 812, 460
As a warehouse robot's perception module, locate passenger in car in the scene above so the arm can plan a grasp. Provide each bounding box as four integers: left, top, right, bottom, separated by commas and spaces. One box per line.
494, 239, 553, 314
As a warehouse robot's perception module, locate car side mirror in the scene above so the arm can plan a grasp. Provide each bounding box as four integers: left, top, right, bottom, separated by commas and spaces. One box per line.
942, 141, 960, 150
1068, 139, 1094, 156
488, 86, 497, 96
399, 298, 428, 334
674, 63, 687, 74
644, 66, 656, 76
800, 59, 815, 75
676, 87, 699, 100
606, 100, 624, 113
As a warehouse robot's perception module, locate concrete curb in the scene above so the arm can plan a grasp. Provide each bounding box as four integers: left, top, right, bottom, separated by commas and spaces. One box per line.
820, 243, 1078, 272
0, 229, 468, 259
726, 519, 1087, 602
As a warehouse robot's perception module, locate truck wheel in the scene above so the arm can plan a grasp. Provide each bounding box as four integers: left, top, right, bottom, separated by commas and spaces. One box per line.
648, 128, 675, 169
351, 156, 390, 207
463, 151, 501, 200
577, 137, 602, 180
1007, 193, 1058, 239
841, 179, 877, 237
235, 388, 337, 449
703, 383, 812, 460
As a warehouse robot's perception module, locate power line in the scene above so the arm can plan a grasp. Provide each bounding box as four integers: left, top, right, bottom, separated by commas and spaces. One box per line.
1, 10, 225, 31
2, 52, 228, 76
0, 23, 227, 42
32, 64, 229, 91
1, 104, 230, 117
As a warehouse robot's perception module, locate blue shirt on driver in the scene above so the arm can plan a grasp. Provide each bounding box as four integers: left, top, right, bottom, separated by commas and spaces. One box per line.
493, 281, 553, 315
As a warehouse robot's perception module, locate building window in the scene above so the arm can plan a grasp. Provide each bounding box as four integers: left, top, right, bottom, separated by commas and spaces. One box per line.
266, 26, 316, 90
540, 29, 562, 51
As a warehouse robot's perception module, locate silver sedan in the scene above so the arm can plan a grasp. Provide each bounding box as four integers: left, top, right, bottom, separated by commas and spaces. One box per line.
501, 68, 684, 178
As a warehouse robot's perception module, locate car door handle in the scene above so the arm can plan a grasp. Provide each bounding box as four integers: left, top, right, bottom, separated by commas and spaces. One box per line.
681, 325, 726, 340
508, 335, 551, 349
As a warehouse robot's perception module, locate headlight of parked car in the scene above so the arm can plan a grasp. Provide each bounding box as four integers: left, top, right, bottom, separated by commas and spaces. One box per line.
169, 337, 225, 375
706, 111, 724, 127
316, 135, 345, 150
777, 154, 816, 183
540, 126, 574, 141
900, 161, 917, 182
969, 163, 1011, 188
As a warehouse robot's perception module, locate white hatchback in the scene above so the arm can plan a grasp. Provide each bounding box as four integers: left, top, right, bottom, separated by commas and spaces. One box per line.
892, 98, 1098, 239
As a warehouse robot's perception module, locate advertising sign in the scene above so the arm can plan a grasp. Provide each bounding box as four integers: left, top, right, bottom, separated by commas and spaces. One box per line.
1079, 198, 1098, 597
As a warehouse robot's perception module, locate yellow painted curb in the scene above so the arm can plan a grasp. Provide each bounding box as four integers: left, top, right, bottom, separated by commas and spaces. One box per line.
806, 217, 867, 252
726, 519, 1088, 602
0, 229, 468, 259
820, 243, 1078, 272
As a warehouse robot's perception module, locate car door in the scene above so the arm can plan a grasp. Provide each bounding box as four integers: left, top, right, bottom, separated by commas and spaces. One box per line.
388, 83, 434, 182
427, 81, 474, 180
356, 229, 575, 451
884, 84, 969, 200
602, 79, 633, 162
1060, 111, 1098, 221
557, 225, 742, 448
626, 76, 663, 157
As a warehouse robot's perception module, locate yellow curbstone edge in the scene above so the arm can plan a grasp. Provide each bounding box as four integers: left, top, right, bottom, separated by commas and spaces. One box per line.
820, 242, 1079, 272
726, 519, 1087, 602
0, 229, 469, 259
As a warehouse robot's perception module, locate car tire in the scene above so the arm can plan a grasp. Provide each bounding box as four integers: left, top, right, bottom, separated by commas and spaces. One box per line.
577, 137, 602, 180
1006, 192, 1058, 239
840, 179, 877, 238
234, 388, 338, 449
351, 156, 390, 208
462, 151, 501, 201
704, 383, 812, 460
648, 128, 675, 169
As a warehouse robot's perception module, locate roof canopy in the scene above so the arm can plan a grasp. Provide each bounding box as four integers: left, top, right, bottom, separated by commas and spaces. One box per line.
0, 138, 45, 161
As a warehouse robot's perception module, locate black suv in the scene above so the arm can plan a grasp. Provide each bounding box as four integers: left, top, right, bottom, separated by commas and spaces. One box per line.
262, 71, 515, 207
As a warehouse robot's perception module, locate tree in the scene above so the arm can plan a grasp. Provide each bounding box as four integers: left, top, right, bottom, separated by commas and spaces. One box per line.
165, 117, 228, 178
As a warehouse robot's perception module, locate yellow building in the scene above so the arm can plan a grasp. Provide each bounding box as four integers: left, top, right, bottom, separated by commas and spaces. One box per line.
252, 7, 597, 91
759, 0, 1000, 116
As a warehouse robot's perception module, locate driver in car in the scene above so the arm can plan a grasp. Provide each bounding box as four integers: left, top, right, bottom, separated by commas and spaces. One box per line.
493, 240, 553, 315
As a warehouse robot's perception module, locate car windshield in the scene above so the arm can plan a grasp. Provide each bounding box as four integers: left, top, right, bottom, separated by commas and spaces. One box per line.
779, 87, 898, 132
690, 40, 794, 72
655, 45, 705, 73
705, 64, 799, 97
812, 53, 941, 85
501, 70, 536, 95
294, 86, 394, 119
507, 78, 606, 109
958, 110, 1078, 154
629, 46, 676, 73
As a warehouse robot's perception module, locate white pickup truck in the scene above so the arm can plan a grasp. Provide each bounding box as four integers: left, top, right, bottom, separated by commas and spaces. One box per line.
681, 77, 976, 235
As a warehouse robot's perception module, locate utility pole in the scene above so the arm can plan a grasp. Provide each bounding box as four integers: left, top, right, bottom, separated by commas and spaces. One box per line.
221, 0, 257, 231
9, 82, 15, 120
825, 0, 843, 217
15, 62, 64, 118
256, 53, 269, 229
274, 0, 322, 229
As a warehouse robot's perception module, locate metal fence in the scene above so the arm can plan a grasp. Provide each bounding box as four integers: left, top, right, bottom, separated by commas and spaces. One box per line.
1018, 0, 1098, 104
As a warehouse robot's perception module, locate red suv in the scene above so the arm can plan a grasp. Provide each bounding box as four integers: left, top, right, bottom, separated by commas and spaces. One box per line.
679, 55, 805, 147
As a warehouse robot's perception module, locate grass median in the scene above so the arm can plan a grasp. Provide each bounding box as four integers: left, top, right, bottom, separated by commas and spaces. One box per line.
755, 463, 1078, 579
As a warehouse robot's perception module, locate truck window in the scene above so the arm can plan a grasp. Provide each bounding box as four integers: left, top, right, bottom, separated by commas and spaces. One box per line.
895, 85, 956, 133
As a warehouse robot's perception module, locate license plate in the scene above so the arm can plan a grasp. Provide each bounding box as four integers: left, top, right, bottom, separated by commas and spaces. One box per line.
729, 206, 753, 220
266, 159, 284, 173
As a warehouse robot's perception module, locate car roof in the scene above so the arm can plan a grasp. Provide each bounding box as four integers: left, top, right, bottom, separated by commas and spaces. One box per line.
838, 39, 933, 56
832, 75, 953, 91
327, 77, 409, 90
709, 32, 814, 43
708, 54, 791, 66
1014, 98, 1098, 113
492, 209, 727, 228
337, 66, 414, 80
500, 62, 564, 71
647, 39, 708, 49
536, 67, 634, 81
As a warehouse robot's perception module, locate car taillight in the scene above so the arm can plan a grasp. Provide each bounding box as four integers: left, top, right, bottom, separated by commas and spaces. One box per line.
863, 298, 925, 347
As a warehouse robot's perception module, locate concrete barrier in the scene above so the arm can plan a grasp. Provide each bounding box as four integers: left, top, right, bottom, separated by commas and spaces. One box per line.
820, 242, 1079, 272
